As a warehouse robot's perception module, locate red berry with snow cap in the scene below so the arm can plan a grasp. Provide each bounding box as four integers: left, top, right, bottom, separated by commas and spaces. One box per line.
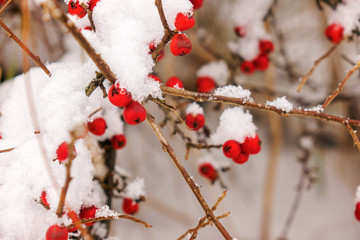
355, 202, 360, 221
56, 142, 68, 162
223, 140, 241, 159
325, 23, 343, 44
68, 0, 86, 18
190, 0, 203, 9
123, 101, 147, 125
240, 61, 255, 74
122, 198, 139, 215
232, 153, 249, 164
89, 0, 100, 11
111, 134, 126, 150
88, 118, 107, 136
242, 134, 261, 154
149, 74, 161, 84
166, 76, 184, 88
175, 12, 195, 31
259, 40, 274, 55
79, 205, 98, 226
170, 34, 192, 56
253, 54, 269, 71
185, 113, 205, 131
196, 76, 216, 93
108, 83, 132, 107
234, 26, 246, 37
46, 225, 68, 240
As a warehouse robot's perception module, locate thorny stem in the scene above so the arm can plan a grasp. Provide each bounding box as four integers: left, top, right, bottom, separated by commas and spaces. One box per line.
0, 18, 51, 76
42, 0, 117, 84
322, 59, 360, 109
145, 110, 233, 240
66, 214, 152, 229
297, 39, 344, 92
160, 86, 360, 127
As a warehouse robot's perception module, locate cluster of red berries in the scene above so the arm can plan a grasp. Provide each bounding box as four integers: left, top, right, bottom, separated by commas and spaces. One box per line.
222, 134, 261, 164
324, 23, 344, 44
240, 40, 274, 75
185, 112, 205, 131
67, 0, 100, 30
122, 198, 139, 215
108, 83, 147, 125
198, 162, 218, 182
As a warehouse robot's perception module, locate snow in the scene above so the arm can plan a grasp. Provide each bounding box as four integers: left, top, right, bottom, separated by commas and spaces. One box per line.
327, 0, 360, 35
266, 96, 293, 113
124, 178, 146, 200
96, 205, 118, 218
186, 102, 204, 115
214, 85, 252, 102
356, 185, 360, 202
211, 107, 257, 145
305, 105, 324, 113
196, 60, 229, 86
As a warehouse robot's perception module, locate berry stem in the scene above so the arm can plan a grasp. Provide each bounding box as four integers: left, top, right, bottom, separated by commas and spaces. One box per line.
145, 109, 233, 240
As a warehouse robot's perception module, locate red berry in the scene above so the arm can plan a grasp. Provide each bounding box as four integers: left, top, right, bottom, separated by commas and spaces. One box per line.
0, 134, 3, 139
223, 140, 241, 159
66, 210, 80, 232
185, 113, 205, 131
46, 225, 68, 240
165, 76, 184, 88
325, 23, 344, 44
0, 0, 8, 6
242, 134, 261, 154
232, 153, 249, 164
79, 205, 98, 226
56, 142, 68, 162
259, 40, 274, 55
190, 0, 203, 9
123, 101, 147, 125
175, 12, 195, 31
240, 61, 255, 74
196, 76, 216, 93
111, 134, 126, 150
122, 198, 139, 215
149, 74, 161, 84
108, 83, 132, 107
88, 0, 100, 11
41, 191, 50, 208
88, 118, 107, 136
355, 202, 360, 221
198, 162, 215, 178
170, 34, 192, 56
253, 54, 269, 71
68, 0, 86, 18
234, 26, 246, 37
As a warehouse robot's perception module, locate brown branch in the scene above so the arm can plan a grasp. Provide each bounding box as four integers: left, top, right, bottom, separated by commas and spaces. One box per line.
160, 86, 360, 127
0, 0, 13, 15
89, 107, 103, 118
152, 0, 177, 61
0, 147, 15, 154
297, 39, 343, 92
0, 18, 51, 76
345, 121, 360, 152
322, 59, 360, 109
67, 214, 152, 229
146, 110, 232, 239
55, 132, 77, 216
42, 0, 117, 84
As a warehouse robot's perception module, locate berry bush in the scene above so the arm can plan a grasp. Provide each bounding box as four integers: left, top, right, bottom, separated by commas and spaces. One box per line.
0, 0, 360, 239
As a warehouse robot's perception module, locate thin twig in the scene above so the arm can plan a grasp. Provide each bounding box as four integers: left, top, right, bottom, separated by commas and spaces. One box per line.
322, 59, 360, 109
146, 109, 232, 240
0, 0, 13, 15
56, 132, 77, 216
297, 39, 343, 92
89, 107, 103, 118
345, 121, 360, 152
0, 147, 15, 153
66, 214, 152, 229
42, 0, 117, 84
160, 86, 360, 127
0, 18, 51, 76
